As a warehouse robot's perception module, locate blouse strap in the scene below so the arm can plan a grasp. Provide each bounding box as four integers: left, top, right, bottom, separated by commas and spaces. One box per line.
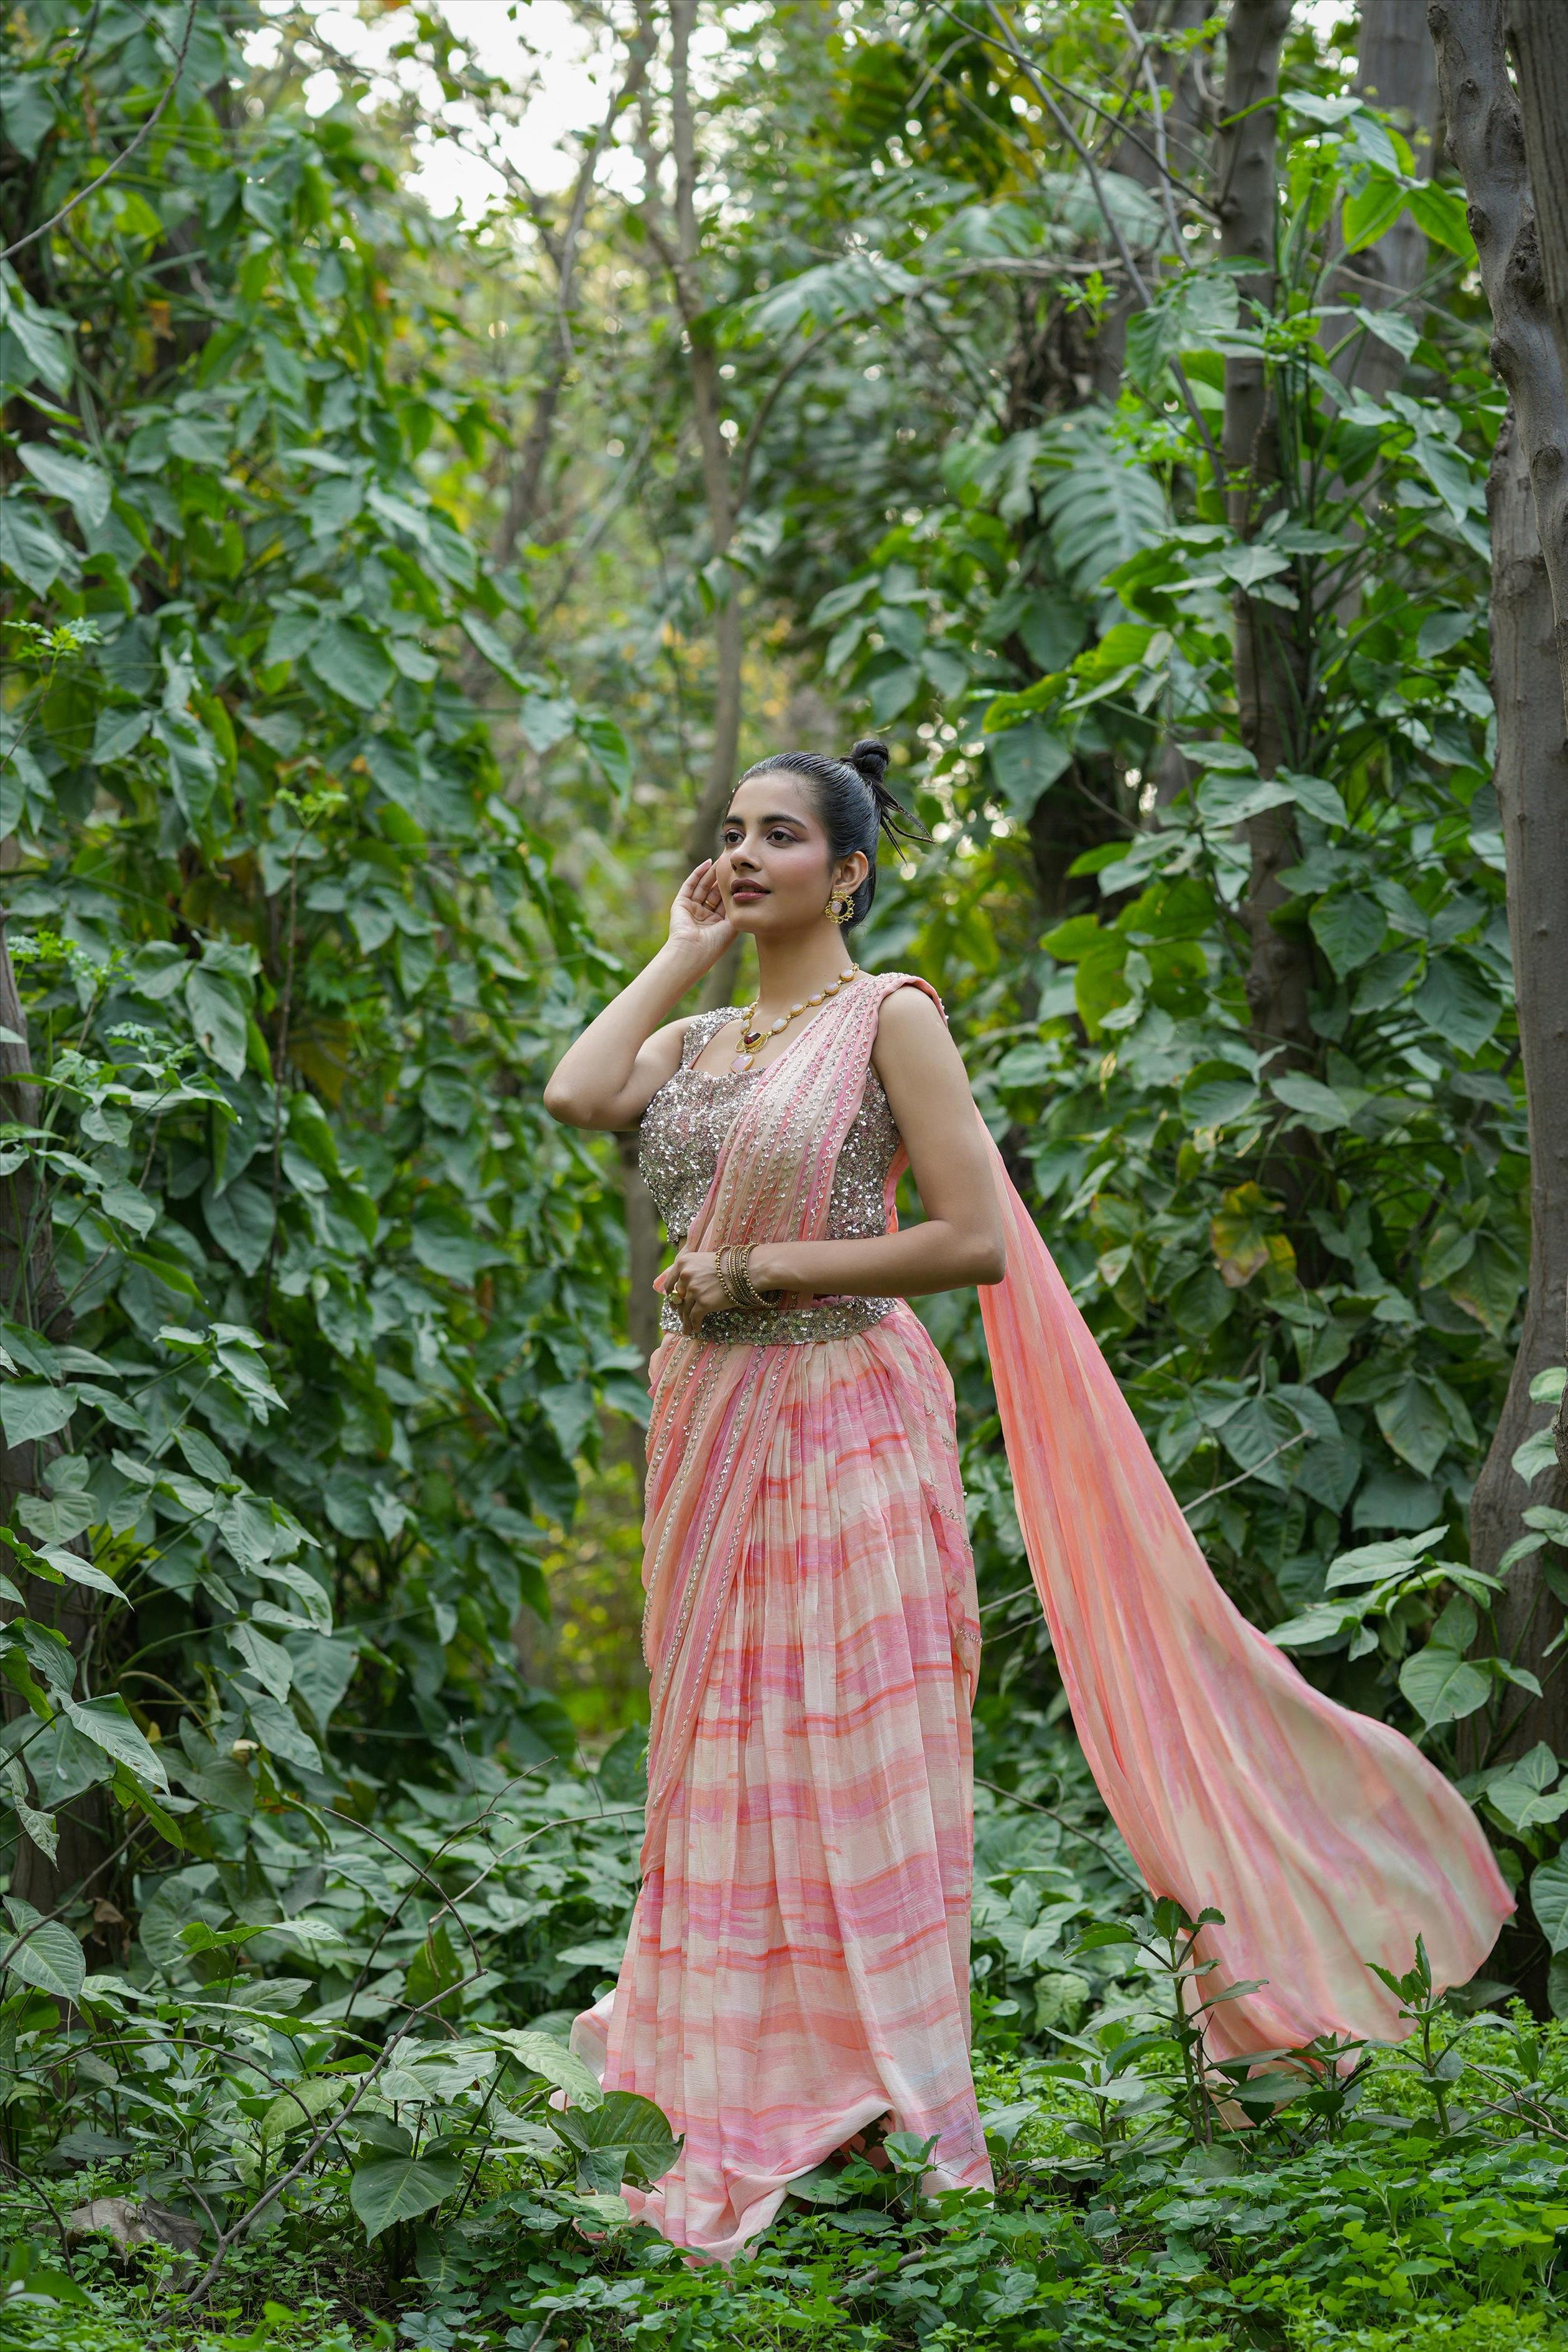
680, 1005, 737, 1066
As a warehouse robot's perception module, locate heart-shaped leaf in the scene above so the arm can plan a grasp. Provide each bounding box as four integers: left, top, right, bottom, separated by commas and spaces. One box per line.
549, 2088, 681, 2185
1, 1916, 85, 2004
349, 2152, 460, 2241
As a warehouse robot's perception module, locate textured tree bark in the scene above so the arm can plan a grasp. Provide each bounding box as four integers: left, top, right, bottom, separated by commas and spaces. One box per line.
1470, 413, 1568, 1763
0, 912, 109, 1908
1215, 0, 1315, 1069
1509, 0, 1568, 438
1427, 0, 1568, 1781
1430, 0, 1568, 706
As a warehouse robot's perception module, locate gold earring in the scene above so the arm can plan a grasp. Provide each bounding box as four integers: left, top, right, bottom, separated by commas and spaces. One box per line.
828, 889, 854, 926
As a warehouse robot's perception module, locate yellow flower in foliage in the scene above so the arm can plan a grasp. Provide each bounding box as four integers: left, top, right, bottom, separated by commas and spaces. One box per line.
1210, 1184, 1298, 1293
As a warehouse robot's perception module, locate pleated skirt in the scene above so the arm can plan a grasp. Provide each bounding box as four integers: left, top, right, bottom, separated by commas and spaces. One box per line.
573, 1307, 992, 2257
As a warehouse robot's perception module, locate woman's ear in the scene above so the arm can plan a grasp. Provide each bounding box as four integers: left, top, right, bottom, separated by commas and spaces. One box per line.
832, 851, 870, 893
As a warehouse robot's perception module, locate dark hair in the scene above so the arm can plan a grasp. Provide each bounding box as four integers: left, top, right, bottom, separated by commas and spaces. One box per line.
732, 739, 928, 929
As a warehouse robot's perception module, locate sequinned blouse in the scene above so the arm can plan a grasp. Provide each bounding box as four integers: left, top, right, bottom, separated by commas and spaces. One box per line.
639, 1005, 901, 1345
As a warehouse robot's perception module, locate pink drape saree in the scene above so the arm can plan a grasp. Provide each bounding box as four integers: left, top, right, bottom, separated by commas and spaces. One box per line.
977, 1143, 1511, 2059
574, 971, 1510, 2257
573, 975, 990, 2257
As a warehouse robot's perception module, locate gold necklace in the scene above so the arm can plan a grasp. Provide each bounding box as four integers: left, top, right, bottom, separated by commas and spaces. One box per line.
731, 966, 858, 1072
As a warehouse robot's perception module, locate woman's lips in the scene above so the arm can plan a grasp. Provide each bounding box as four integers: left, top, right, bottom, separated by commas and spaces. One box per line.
731, 885, 768, 900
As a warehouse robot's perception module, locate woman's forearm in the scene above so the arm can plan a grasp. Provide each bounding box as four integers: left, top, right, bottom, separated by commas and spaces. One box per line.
543, 940, 714, 1127
749, 1222, 1004, 1301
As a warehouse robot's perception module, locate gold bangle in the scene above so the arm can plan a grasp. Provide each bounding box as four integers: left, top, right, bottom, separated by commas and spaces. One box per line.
728, 1242, 775, 1312
716, 1245, 744, 1310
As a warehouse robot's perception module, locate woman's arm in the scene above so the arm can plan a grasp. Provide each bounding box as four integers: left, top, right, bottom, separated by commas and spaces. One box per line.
669, 987, 1004, 1322
543, 862, 734, 1131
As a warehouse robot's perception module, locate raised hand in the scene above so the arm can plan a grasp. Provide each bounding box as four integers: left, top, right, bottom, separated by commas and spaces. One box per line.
668, 859, 736, 961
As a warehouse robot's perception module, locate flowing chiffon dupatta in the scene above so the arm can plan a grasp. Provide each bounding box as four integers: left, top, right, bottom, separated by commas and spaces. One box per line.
977, 1128, 1513, 2056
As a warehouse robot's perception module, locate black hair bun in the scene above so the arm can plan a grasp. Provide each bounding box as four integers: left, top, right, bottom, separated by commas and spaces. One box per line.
842, 737, 931, 849
846, 738, 891, 788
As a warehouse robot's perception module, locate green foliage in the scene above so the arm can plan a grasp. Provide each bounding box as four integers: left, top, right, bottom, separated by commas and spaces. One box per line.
735, 52, 1531, 1784
0, 0, 640, 1887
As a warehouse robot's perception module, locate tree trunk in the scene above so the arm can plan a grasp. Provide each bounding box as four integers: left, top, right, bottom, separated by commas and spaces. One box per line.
1509, 0, 1568, 441
1429, 0, 1568, 1773
1215, 0, 1315, 1069
1468, 413, 1568, 1759
1429, 0, 1568, 701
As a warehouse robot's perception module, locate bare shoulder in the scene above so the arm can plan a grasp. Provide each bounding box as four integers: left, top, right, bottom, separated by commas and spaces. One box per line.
874, 980, 950, 1051
871, 980, 964, 1088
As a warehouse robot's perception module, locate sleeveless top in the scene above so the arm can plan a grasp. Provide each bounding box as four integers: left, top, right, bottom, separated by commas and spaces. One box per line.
638, 1004, 902, 1345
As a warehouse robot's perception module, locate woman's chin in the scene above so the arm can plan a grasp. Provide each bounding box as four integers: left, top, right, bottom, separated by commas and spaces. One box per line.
725, 900, 823, 938
724, 901, 775, 934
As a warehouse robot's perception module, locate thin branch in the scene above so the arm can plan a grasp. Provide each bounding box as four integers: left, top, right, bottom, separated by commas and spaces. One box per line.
1181, 1431, 1306, 1513
0, 0, 199, 267
974, 1773, 1143, 1885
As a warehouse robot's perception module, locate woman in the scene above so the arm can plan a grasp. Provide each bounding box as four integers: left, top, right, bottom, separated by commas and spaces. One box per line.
545, 738, 1510, 2259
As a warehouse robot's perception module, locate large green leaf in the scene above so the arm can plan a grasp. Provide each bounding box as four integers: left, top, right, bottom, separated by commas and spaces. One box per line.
349, 2152, 461, 2240
0, 1914, 85, 2004
261, 2075, 349, 2148
550, 2089, 682, 2187
307, 619, 398, 710
203, 1178, 275, 1276
486, 2029, 603, 2109
1533, 1853, 1568, 1956
985, 720, 1072, 818
62, 1697, 168, 1792
185, 966, 249, 1077
1414, 953, 1503, 1054
0, 1383, 77, 1447
1270, 1074, 1355, 1132
1032, 413, 1168, 592
1446, 1234, 1523, 1339
1341, 170, 1408, 255
1179, 1063, 1260, 1129
18, 444, 111, 532
1374, 1376, 1450, 1478
1397, 1645, 1490, 1730
1309, 892, 1386, 977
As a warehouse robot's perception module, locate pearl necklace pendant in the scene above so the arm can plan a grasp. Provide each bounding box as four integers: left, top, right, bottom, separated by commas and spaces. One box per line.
731, 966, 858, 1072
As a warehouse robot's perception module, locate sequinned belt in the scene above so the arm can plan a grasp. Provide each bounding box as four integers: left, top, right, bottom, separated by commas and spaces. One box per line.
657, 1297, 897, 1347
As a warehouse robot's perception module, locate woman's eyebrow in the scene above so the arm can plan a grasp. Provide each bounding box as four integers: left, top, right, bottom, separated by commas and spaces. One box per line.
728, 812, 805, 828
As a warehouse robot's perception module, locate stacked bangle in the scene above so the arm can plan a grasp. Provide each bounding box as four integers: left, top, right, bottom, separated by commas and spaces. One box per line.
717, 1242, 776, 1312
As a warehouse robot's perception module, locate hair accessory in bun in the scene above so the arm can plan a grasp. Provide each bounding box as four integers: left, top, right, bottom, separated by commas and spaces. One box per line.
844, 739, 928, 849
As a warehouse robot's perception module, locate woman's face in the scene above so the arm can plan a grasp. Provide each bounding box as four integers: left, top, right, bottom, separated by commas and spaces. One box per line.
716, 772, 868, 938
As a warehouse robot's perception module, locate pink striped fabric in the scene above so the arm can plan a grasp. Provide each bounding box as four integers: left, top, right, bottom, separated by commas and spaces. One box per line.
978, 1133, 1513, 2057
573, 977, 991, 2257
573, 972, 1511, 2262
